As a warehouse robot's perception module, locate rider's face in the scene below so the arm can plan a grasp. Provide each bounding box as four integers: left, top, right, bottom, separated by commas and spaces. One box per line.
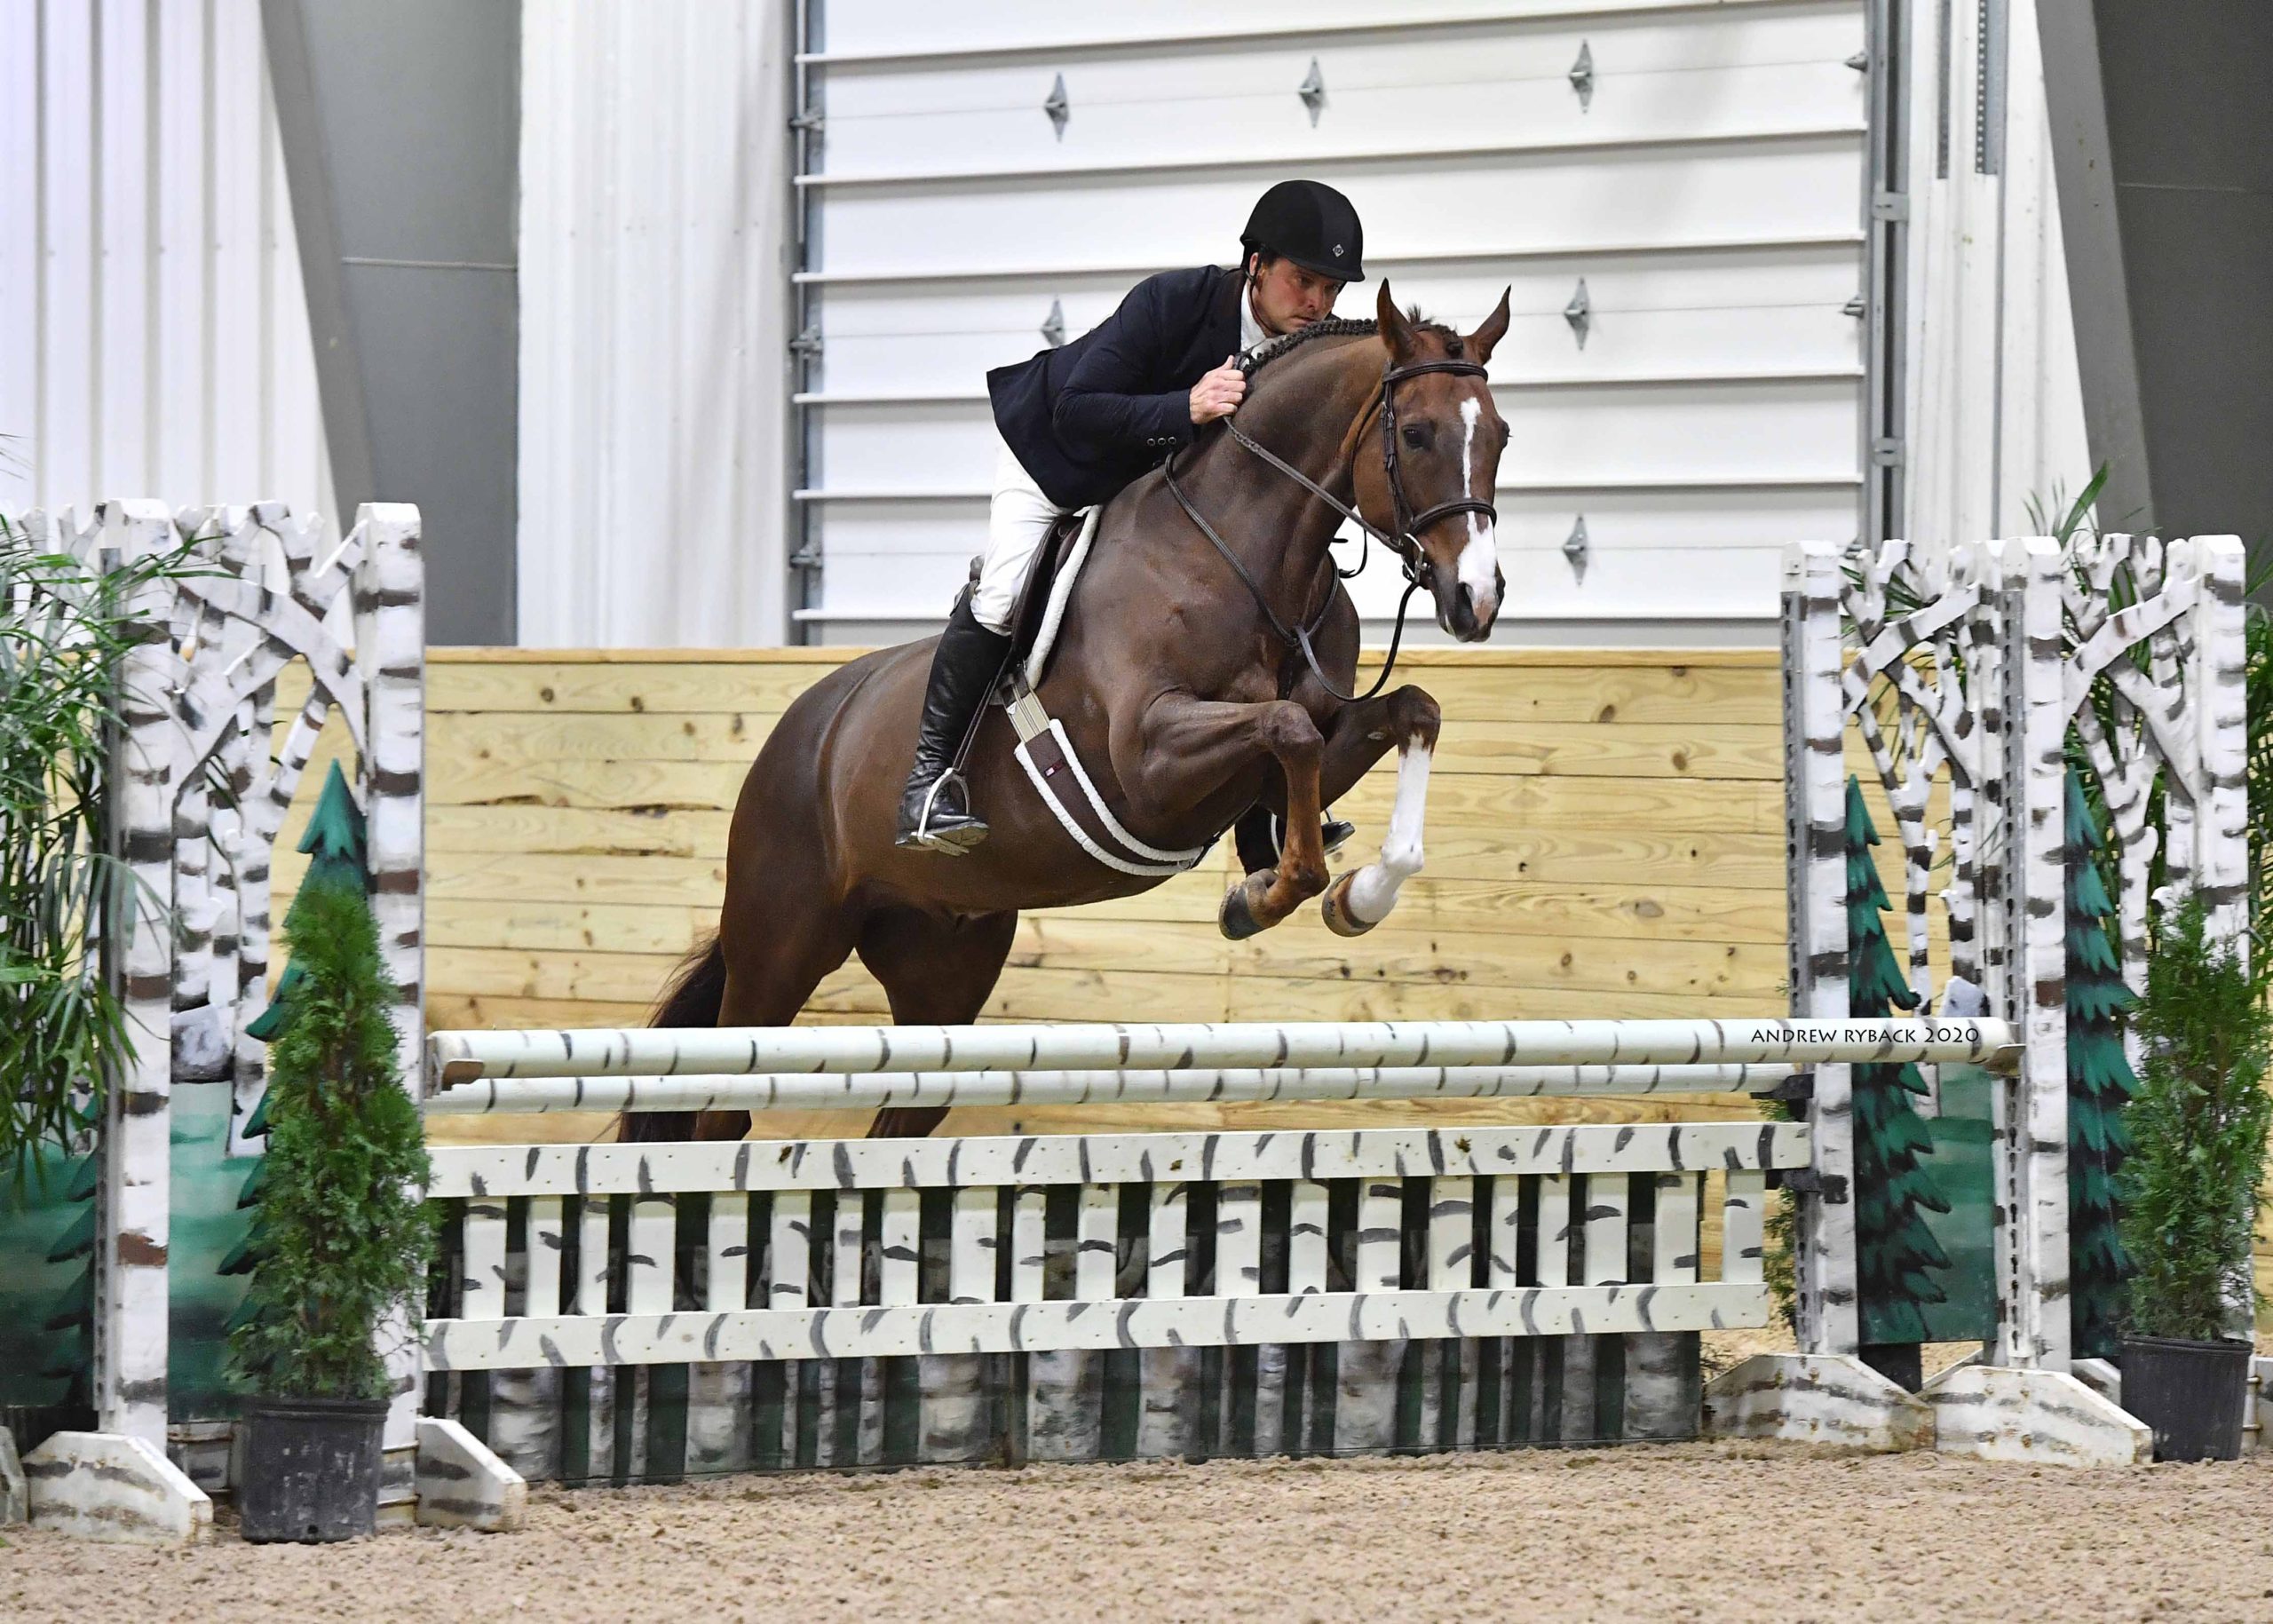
1247, 255, 1345, 337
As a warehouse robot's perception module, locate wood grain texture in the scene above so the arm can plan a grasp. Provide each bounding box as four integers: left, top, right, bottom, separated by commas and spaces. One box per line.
268, 649, 1797, 1140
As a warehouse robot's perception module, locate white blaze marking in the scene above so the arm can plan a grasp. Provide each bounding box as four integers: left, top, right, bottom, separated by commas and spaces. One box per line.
1455, 398, 1499, 610
1345, 740, 1431, 924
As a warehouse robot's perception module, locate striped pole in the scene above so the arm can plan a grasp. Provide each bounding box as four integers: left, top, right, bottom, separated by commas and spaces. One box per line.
430, 1017, 2019, 1084
422, 1062, 1798, 1115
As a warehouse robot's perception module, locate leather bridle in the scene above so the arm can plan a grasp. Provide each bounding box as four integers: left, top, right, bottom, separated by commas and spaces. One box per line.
1164, 354, 1496, 704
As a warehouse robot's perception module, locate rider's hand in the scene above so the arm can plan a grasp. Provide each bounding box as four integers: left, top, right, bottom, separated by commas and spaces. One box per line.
1189, 356, 1247, 424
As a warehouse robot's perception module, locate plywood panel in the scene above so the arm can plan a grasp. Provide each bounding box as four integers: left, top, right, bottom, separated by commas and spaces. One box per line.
324, 651, 1809, 1132
425, 652, 1779, 725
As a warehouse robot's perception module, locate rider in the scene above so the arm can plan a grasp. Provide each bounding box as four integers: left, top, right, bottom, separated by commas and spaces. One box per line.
898, 178, 1366, 855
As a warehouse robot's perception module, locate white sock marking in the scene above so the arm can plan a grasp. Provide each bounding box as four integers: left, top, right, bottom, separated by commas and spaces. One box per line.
1454, 398, 1499, 615
1345, 741, 1431, 924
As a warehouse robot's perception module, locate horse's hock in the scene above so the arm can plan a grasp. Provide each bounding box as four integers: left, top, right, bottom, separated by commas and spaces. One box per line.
4, 506, 2255, 1539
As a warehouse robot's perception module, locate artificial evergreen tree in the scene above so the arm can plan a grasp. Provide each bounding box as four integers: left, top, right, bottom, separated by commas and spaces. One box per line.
244, 762, 367, 1047
33, 1141, 100, 1422
1846, 777, 1951, 1388
2066, 769, 2137, 1360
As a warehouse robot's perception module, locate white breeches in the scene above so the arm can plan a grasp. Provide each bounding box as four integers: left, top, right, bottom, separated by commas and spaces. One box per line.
971, 432, 1073, 633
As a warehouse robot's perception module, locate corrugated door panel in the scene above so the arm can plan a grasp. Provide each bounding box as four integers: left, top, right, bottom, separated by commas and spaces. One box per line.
812, 146, 1865, 279
816, 0, 1810, 59
795, 0, 1866, 638
810, 252, 1864, 398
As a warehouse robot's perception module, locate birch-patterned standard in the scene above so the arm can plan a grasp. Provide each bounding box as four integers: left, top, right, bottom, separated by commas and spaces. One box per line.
1820, 532, 2247, 1377
3, 498, 427, 1532
421, 1121, 1802, 1477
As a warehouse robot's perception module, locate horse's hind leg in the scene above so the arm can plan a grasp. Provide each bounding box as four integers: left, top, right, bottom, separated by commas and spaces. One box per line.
622, 892, 859, 1145
1314, 685, 1443, 936
857, 907, 1018, 1139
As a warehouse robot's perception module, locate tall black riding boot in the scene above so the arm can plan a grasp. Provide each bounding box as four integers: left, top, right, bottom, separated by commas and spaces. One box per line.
897, 597, 1013, 853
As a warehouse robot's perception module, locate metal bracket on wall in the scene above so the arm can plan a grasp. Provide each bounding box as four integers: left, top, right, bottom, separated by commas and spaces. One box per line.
1843, 295, 1868, 317
788, 327, 822, 358
1298, 59, 1327, 126
1846, 51, 1870, 71
1563, 515, 1589, 582
1871, 191, 1909, 223
788, 106, 823, 134
1044, 74, 1070, 139
1568, 42, 1594, 110
1041, 300, 1066, 348
1564, 280, 1590, 349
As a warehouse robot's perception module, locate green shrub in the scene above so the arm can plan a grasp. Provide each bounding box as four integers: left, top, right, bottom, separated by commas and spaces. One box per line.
226, 870, 433, 1398
2117, 895, 2272, 1342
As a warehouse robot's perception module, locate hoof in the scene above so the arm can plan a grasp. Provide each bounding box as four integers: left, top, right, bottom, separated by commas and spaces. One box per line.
1319, 873, 1378, 938
1218, 873, 1273, 940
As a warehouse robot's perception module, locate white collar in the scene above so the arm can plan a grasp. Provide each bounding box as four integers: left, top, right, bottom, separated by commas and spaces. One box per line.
1239, 287, 1270, 357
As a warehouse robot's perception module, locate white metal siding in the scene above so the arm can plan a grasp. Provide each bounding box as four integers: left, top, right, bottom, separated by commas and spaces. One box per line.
794, 0, 1870, 645
515, 0, 794, 649
0, 0, 329, 527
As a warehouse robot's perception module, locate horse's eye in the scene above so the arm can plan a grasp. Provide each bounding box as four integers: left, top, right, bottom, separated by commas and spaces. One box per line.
1401, 424, 1428, 449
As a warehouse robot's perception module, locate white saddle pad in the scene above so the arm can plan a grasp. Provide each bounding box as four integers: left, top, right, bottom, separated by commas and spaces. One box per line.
1022, 504, 1104, 689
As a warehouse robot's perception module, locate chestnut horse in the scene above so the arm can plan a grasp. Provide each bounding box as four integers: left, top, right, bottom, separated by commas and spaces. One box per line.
626, 282, 1511, 1145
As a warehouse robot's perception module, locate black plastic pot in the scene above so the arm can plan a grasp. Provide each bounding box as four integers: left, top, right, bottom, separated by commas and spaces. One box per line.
236, 1396, 388, 1542
2119, 1335, 2253, 1462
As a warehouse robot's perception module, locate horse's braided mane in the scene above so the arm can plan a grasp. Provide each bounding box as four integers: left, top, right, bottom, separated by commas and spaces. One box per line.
1238, 307, 1459, 379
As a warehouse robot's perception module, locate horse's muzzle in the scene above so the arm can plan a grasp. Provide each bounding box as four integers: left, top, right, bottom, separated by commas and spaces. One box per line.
1439, 570, 1503, 642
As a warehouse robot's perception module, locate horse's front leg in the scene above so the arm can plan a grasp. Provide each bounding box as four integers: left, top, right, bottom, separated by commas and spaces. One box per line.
1129, 693, 1328, 939
1314, 685, 1443, 937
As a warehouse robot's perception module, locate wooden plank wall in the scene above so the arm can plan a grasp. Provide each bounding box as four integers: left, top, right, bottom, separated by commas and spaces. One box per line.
279, 646, 1795, 1145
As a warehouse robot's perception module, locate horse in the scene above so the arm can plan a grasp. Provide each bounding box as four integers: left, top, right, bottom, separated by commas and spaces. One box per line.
624, 281, 1511, 1145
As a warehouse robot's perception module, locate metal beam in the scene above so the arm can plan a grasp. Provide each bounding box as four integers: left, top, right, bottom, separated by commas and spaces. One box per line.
258, 0, 377, 525
2035, 2, 2155, 529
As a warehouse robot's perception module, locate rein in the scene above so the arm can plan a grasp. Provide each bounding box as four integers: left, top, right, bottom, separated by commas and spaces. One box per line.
1163, 354, 1494, 706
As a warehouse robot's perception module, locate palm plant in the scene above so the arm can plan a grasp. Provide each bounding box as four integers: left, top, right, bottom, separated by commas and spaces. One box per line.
0, 518, 189, 1179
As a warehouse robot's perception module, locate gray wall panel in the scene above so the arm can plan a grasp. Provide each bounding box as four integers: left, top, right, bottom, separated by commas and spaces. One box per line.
2048, 0, 2273, 554
266, 0, 519, 644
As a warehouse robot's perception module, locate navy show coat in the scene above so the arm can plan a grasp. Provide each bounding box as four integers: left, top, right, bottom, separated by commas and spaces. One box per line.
986, 265, 1245, 510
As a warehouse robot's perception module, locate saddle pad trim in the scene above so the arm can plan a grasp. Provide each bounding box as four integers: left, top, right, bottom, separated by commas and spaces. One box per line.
1022, 504, 1104, 689
1013, 718, 1210, 878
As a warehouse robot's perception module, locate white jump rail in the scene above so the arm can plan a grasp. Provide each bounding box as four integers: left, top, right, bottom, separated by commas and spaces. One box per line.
426, 1017, 2020, 1084
422, 1062, 1798, 1114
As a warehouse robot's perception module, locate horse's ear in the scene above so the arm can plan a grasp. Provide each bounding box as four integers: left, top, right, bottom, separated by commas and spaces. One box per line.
1376, 281, 1419, 362
1469, 288, 1511, 365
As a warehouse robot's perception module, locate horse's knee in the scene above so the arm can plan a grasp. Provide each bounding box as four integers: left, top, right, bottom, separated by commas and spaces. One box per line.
1256, 699, 1323, 768
1386, 685, 1442, 748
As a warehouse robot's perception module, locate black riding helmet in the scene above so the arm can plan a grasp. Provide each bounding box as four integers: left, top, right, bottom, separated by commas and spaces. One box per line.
1240, 178, 1364, 282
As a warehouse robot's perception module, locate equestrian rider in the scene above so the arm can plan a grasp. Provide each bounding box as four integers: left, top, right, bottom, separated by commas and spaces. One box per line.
898, 178, 1366, 855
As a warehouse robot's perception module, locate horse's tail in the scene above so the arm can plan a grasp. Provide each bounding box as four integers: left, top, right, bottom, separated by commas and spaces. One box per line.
617, 935, 727, 1145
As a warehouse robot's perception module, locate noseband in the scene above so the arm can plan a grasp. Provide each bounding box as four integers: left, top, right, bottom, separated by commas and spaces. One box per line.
1163, 354, 1496, 705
